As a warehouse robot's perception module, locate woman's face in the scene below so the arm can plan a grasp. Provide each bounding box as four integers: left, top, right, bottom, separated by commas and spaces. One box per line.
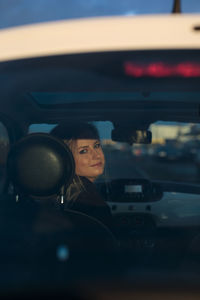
71, 139, 105, 182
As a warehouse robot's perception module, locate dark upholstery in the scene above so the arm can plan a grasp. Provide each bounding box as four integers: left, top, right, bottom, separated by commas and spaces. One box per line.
7, 133, 75, 198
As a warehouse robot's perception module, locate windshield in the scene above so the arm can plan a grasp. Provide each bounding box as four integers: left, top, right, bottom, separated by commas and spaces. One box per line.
30, 120, 200, 186
101, 121, 200, 185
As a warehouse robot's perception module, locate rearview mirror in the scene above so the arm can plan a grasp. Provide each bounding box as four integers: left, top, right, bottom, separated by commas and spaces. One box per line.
111, 127, 152, 144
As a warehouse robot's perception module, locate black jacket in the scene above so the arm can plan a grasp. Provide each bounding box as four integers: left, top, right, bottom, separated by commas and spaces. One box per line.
66, 177, 113, 229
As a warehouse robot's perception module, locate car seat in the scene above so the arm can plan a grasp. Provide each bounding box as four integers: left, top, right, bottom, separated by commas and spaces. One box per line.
2, 133, 118, 287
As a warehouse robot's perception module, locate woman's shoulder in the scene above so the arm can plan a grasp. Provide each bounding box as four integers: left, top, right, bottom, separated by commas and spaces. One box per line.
66, 176, 113, 229
80, 176, 95, 188
77, 176, 106, 206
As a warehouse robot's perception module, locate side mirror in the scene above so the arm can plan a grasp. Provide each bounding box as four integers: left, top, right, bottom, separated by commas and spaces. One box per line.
111, 127, 152, 144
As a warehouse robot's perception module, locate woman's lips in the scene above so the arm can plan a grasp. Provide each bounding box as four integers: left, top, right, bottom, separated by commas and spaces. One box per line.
91, 162, 102, 167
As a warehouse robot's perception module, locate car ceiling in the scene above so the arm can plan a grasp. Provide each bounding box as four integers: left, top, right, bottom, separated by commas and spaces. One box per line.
0, 50, 200, 128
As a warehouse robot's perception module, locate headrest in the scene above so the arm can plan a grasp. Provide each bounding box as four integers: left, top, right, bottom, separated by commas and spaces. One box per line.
7, 133, 75, 198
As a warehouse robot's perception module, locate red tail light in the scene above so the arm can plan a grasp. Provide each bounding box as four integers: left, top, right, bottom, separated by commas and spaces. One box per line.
124, 62, 200, 78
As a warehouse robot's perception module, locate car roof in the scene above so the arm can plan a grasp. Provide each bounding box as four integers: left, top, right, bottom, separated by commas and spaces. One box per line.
0, 14, 200, 62
0, 14, 200, 130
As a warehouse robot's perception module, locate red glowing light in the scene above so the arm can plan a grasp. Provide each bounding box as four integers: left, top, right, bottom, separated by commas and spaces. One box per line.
124, 61, 200, 78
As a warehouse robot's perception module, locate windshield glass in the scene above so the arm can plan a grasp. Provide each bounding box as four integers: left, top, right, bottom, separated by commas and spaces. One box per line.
30, 120, 200, 186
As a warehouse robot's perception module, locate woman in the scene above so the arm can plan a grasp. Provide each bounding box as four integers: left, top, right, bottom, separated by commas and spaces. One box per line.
51, 122, 113, 229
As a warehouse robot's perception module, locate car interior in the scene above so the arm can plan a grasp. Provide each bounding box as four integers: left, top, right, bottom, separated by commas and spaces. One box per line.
1, 48, 200, 298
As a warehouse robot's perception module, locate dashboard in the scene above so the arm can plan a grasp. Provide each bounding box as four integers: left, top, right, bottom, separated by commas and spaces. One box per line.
102, 178, 163, 203
97, 178, 200, 269
97, 178, 200, 228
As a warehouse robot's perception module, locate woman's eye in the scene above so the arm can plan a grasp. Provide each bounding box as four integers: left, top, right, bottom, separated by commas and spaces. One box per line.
94, 143, 101, 149
79, 149, 87, 154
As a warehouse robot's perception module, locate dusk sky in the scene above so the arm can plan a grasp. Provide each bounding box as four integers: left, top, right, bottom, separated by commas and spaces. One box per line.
0, 0, 200, 29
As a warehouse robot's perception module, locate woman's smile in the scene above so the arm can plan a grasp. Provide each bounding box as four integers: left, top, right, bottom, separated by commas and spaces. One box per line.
91, 162, 103, 167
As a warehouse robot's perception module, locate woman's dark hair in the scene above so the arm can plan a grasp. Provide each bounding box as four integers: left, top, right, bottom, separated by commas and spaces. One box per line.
50, 122, 101, 204
51, 122, 100, 141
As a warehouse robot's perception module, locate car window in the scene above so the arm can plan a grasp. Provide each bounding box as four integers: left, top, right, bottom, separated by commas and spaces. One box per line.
29, 120, 200, 186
